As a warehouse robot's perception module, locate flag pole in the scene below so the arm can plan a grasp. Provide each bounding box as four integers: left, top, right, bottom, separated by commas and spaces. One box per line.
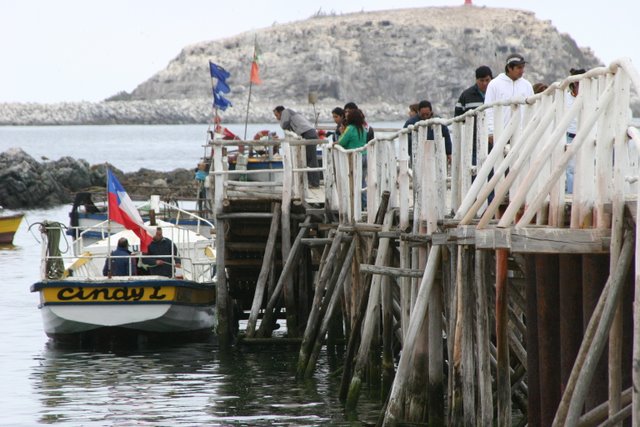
243, 35, 259, 140
106, 166, 112, 277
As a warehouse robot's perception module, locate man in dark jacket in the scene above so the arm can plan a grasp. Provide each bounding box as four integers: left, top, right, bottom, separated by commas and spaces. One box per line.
103, 237, 137, 276
145, 227, 180, 278
403, 100, 452, 162
454, 65, 493, 117
454, 65, 493, 165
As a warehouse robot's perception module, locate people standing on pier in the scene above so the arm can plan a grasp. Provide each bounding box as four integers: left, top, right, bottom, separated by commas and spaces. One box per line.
454, 65, 493, 164
403, 100, 452, 162
408, 103, 419, 119
565, 67, 586, 194
145, 227, 180, 278
484, 53, 533, 142
336, 108, 367, 150
335, 108, 368, 206
273, 106, 321, 188
103, 237, 137, 276
343, 102, 375, 142
454, 65, 493, 117
533, 82, 549, 94
331, 107, 346, 142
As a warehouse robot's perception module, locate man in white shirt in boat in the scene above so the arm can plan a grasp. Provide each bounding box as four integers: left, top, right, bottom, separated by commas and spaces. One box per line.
273, 105, 321, 188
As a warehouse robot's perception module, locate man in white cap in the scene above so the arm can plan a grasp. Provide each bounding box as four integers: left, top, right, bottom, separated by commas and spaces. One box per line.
484, 53, 534, 140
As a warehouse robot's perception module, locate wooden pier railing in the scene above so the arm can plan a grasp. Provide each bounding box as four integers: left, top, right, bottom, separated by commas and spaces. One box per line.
208, 58, 640, 426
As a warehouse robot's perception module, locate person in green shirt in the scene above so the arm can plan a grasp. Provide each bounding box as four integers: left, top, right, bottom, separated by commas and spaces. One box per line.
334, 108, 368, 206
336, 108, 367, 149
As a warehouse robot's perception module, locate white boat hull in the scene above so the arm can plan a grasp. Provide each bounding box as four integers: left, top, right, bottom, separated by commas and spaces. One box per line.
41, 303, 216, 335
31, 277, 217, 340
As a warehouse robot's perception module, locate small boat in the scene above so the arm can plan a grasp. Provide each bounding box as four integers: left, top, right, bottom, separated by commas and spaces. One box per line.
68, 192, 213, 249
0, 211, 24, 244
31, 210, 217, 345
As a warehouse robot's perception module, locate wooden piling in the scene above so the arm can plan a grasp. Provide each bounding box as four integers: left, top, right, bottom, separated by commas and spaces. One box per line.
257, 216, 312, 337
382, 245, 442, 426
339, 192, 390, 401
525, 253, 541, 427
304, 238, 357, 378
475, 249, 493, 426
535, 254, 561, 427
297, 230, 346, 377
496, 247, 511, 427
563, 229, 634, 426
582, 254, 610, 410
345, 211, 394, 411
245, 202, 281, 338
559, 254, 583, 389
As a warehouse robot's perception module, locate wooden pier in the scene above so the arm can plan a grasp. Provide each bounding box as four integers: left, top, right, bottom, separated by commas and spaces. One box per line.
207, 59, 640, 426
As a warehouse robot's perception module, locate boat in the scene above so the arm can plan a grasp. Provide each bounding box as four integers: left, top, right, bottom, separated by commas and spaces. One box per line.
0, 210, 24, 244
31, 206, 217, 345
68, 192, 213, 249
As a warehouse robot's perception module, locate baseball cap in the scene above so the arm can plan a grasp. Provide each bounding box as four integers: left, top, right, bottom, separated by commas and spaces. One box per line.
506, 54, 526, 66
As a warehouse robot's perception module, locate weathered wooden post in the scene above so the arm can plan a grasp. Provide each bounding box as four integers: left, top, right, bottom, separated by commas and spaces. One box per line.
535, 254, 561, 427
257, 216, 312, 337
245, 202, 281, 338
212, 142, 231, 346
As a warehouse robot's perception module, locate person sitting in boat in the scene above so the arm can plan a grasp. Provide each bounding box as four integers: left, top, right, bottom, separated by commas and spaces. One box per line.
251, 130, 279, 156
144, 227, 180, 278
103, 237, 137, 276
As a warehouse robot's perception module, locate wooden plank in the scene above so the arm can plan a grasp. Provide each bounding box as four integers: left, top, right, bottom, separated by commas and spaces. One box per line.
216, 212, 274, 219
475, 227, 611, 253
359, 264, 424, 278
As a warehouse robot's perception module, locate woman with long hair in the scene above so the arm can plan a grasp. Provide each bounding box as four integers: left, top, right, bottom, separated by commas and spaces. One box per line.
336, 108, 366, 149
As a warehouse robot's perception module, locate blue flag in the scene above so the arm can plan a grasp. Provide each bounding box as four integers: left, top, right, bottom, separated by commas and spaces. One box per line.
215, 79, 230, 94
209, 61, 232, 110
209, 61, 230, 81
212, 89, 232, 111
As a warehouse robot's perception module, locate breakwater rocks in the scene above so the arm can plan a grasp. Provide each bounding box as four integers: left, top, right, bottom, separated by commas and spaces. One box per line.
0, 100, 212, 126
0, 99, 407, 126
0, 148, 195, 209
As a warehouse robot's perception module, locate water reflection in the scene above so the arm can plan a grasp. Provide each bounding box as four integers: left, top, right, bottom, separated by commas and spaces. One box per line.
31, 342, 380, 425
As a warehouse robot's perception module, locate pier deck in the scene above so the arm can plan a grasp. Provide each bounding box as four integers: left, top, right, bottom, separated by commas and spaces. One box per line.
207, 59, 640, 426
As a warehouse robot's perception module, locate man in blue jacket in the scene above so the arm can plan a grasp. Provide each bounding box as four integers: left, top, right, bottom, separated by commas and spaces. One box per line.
403, 100, 452, 163
103, 237, 137, 276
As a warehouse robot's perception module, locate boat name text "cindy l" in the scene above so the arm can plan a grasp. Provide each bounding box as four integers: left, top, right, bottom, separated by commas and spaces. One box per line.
57, 286, 169, 302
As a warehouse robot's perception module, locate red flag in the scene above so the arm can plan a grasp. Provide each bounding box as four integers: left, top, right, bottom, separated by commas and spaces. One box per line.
250, 40, 261, 85
250, 61, 261, 85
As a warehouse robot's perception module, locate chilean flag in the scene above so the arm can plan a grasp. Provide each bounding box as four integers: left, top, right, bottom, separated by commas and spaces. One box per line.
107, 169, 153, 252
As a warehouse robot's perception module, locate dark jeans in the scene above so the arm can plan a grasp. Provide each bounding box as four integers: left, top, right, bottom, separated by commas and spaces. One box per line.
301, 129, 321, 187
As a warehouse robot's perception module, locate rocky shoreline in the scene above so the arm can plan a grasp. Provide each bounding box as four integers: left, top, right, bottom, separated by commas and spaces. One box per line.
0, 148, 197, 209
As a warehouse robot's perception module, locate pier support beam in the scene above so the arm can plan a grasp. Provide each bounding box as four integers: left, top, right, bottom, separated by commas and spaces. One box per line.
536, 254, 561, 427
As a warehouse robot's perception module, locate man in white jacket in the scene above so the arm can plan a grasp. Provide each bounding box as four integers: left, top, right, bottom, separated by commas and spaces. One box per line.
484, 53, 534, 139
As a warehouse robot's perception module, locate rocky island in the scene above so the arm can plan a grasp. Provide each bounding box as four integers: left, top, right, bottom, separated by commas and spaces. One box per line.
0, 5, 620, 126
2, 5, 637, 209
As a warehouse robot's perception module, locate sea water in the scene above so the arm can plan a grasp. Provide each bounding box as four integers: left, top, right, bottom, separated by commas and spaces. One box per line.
0, 125, 384, 426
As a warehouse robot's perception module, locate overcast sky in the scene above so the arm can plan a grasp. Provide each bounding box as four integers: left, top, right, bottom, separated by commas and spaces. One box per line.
0, 0, 637, 103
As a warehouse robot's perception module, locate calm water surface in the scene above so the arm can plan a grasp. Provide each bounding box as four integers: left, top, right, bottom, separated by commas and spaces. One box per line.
0, 125, 384, 426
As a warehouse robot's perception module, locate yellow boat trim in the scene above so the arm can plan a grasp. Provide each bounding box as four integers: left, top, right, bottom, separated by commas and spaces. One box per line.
0, 214, 23, 234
